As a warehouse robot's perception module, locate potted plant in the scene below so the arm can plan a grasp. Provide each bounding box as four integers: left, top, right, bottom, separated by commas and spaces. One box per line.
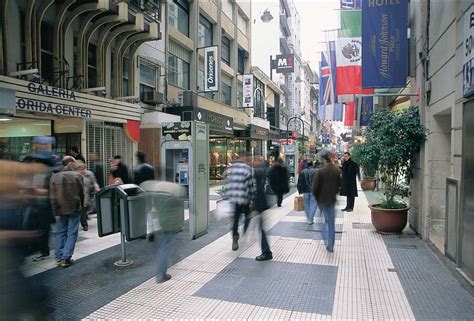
364, 106, 427, 234
351, 142, 378, 191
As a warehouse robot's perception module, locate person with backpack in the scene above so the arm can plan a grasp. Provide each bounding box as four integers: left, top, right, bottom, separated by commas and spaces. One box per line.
297, 160, 319, 224
268, 158, 290, 207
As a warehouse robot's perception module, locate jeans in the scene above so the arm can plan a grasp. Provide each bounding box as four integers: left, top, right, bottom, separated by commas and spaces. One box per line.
55, 212, 81, 261
319, 204, 336, 250
303, 193, 317, 223
258, 214, 272, 255
154, 231, 174, 277
232, 204, 251, 240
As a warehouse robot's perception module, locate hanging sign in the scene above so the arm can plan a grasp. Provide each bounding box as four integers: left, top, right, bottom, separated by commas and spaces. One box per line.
463, 6, 474, 97
242, 74, 254, 107
204, 46, 219, 92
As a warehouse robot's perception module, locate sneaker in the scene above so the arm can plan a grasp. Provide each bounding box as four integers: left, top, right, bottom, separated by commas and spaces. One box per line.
255, 253, 273, 261
156, 273, 171, 283
147, 233, 155, 242
346, 209, 353, 212
82, 226, 89, 231
341, 208, 348, 212
326, 245, 334, 253
60, 259, 74, 268
32, 253, 50, 262
307, 220, 314, 225
232, 239, 239, 251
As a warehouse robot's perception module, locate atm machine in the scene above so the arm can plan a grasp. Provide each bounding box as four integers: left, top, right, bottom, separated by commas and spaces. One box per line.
161, 121, 209, 239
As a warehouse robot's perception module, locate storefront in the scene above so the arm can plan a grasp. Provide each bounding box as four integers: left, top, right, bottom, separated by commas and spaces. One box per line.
0, 76, 141, 184
234, 124, 269, 160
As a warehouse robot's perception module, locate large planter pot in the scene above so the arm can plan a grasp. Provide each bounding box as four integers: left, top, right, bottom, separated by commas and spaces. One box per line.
360, 178, 377, 191
369, 204, 409, 234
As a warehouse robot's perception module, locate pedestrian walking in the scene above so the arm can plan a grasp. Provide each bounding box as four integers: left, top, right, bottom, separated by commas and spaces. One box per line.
89, 153, 104, 188
141, 181, 186, 283
340, 152, 360, 212
223, 156, 255, 251
50, 156, 84, 267
133, 151, 156, 241
297, 154, 309, 174
252, 157, 272, 261
76, 160, 99, 231
268, 158, 289, 207
312, 150, 341, 253
297, 160, 319, 224
69, 146, 85, 163
108, 155, 129, 185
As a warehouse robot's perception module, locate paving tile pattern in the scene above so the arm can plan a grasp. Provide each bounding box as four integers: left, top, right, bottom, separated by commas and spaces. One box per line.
267, 221, 343, 240
194, 257, 338, 315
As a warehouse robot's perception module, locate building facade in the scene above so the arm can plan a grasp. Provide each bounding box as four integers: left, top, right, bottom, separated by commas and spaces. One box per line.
409, 0, 474, 287
0, 0, 164, 183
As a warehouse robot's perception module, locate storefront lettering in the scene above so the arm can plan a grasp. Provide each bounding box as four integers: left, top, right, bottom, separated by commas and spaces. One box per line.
17, 98, 92, 118
27, 82, 76, 100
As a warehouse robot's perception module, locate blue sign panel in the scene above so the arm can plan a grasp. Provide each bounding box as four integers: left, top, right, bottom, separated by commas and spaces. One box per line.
362, 0, 408, 88
359, 97, 373, 126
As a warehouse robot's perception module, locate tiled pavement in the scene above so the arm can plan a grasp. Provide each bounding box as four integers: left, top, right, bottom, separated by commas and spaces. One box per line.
83, 190, 474, 320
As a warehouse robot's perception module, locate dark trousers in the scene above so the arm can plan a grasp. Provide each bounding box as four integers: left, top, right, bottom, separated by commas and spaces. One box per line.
80, 210, 88, 228
276, 193, 284, 207
258, 214, 271, 255
346, 196, 355, 210
154, 231, 174, 278
232, 204, 250, 239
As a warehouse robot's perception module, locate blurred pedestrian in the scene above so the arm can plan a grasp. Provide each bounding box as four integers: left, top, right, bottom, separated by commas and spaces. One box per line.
50, 156, 84, 267
89, 153, 104, 188
108, 155, 129, 185
268, 158, 289, 207
22, 136, 58, 261
224, 156, 255, 251
69, 146, 85, 163
340, 152, 360, 212
297, 160, 318, 224
133, 151, 156, 241
297, 154, 308, 174
76, 160, 99, 231
141, 181, 186, 283
312, 150, 341, 252
252, 158, 272, 261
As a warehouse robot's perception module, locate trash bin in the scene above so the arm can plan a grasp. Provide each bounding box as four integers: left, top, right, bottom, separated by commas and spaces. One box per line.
116, 184, 148, 241
140, 181, 186, 234
96, 185, 121, 237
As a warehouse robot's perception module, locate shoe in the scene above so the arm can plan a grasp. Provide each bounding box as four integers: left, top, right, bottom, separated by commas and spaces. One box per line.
60, 259, 74, 268
82, 226, 89, 231
346, 209, 353, 212
255, 253, 273, 261
32, 253, 50, 262
341, 208, 348, 212
326, 246, 334, 253
147, 233, 155, 242
232, 239, 239, 251
307, 220, 314, 225
156, 273, 171, 283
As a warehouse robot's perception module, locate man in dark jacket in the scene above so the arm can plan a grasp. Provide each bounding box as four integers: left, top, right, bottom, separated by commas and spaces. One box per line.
268, 158, 289, 207
50, 156, 84, 267
340, 152, 360, 212
109, 155, 129, 184
133, 151, 155, 185
297, 161, 318, 224
312, 150, 341, 252
253, 158, 272, 261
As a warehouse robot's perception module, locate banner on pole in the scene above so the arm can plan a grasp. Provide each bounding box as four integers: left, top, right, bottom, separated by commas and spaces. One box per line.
360, 97, 374, 126
362, 0, 408, 88
204, 46, 219, 92
242, 74, 254, 107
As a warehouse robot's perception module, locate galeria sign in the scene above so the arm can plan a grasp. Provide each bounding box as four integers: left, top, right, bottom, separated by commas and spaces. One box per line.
463, 6, 474, 97
204, 46, 219, 92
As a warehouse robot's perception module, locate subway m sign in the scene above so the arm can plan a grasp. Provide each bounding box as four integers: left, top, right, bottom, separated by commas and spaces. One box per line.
274, 54, 295, 73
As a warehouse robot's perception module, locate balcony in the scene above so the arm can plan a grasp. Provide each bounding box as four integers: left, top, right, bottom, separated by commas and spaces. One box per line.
125, 0, 161, 22
279, 10, 291, 37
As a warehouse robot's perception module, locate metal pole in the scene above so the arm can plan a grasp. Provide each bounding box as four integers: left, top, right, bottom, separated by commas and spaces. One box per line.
114, 231, 133, 266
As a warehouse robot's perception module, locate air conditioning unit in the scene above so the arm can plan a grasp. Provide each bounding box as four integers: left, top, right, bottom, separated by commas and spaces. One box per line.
144, 90, 164, 104
181, 90, 198, 107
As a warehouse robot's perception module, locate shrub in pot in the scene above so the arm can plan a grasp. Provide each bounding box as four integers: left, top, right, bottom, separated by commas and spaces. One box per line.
364, 106, 427, 233
351, 142, 378, 190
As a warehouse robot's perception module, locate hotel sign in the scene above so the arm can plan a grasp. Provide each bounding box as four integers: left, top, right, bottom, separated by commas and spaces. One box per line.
204, 46, 219, 92
463, 6, 474, 97
16, 82, 92, 118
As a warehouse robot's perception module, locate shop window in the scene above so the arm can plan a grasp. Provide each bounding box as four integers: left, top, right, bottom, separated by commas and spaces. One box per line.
88, 43, 97, 88
169, 0, 189, 37
198, 15, 213, 48
220, 82, 231, 106
209, 138, 246, 182
123, 57, 129, 95
238, 48, 247, 74
168, 54, 189, 89
139, 62, 158, 102
221, 36, 231, 66
40, 21, 54, 85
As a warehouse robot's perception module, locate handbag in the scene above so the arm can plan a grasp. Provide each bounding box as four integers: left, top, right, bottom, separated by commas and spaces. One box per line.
214, 199, 234, 220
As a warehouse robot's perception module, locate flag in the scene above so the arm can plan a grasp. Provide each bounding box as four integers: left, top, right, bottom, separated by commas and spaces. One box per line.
325, 104, 334, 121
344, 101, 356, 126
340, 0, 361, 10
336, 11, 374, 95
320, 51, 333, 106
318, 104, 326, 120
359, 97, 374, 126
333, 104, 344, 121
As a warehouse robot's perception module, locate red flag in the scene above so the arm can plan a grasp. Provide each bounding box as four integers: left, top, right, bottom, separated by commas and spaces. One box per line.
336, 66, 374, 95
344, 102, 356, 126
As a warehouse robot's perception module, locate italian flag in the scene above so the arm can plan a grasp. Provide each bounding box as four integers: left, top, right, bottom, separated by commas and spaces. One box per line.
336, 11, 373, 96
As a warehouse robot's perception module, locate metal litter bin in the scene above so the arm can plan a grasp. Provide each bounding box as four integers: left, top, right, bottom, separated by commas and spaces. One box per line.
96, 185, 121, 237
116, 184, 147, 241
